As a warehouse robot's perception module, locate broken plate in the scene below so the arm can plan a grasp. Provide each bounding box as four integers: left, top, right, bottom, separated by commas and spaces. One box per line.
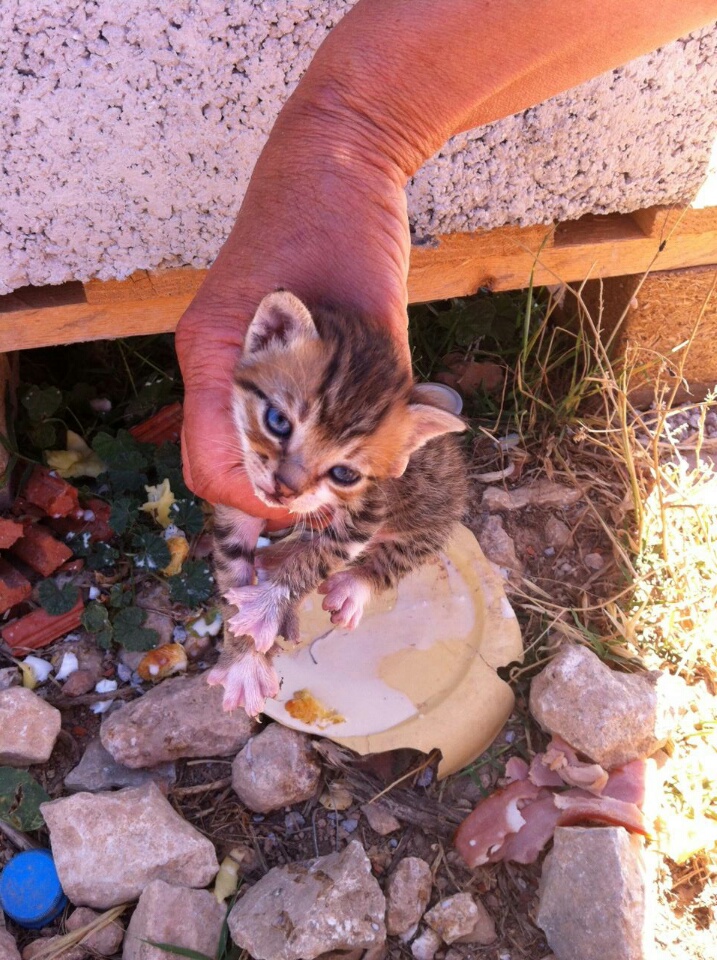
263, 524, 523, 777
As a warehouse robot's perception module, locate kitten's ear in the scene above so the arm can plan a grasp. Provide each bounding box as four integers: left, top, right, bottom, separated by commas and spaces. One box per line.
244, 291, 317, 354
389, 404, 466, 477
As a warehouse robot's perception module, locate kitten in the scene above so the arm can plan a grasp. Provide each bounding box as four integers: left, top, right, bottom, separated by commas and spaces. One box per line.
207, 291, 468, 716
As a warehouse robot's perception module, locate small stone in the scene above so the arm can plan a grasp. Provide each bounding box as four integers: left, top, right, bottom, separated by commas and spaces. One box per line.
0, 687, 61, 765
65, 738, 176, 793
361, 803, 401, 836
0, 667, 19, 690
483, 480, 583, 512
100, 674, 255, 768
41, 782, 218, 908
425, 893, 493, 945
411, 928, 442, 960
228, 840, 386, 960
61, 669, 98, 698
0, 929, 21, 960
584, 552, 604, 570
537, 827, 650, 960
232, 724, 322, 813
544, 516, 572, 548
123, 879, 225, 960
529, 644, 683, 767
22, 940, 85, 960
478, 516, 522, 571
385, 858, 433, 936
66, 907, 124, 956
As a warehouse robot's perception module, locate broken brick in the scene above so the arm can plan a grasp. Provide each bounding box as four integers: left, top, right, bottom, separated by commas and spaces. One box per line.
129, 402, 183, 445
23, 466, 80, 518
0, 517, 24, 549
0, 558, 32, 614
10, 524, 73, 577
2, 597, 84, 653
49, 499, 113, 543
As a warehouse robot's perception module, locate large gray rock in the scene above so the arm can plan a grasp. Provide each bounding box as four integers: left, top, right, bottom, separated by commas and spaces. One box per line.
0, 687, 61, 765
232, 724, 322, 813
65, 738, 176, 793
537, 827, 650, 960
123, 880, 225, 960
228, 841, 386, 960
100, 674, 255, 768
385, 858, 432, 936
424, 893, 496, 946
41, 783, 218, 908
0, 929, 20, 960
66, 907, 124, 956
529, 644, 681, 768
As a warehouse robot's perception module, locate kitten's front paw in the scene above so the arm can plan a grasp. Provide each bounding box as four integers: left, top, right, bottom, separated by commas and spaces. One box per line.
318, 571, 371, 630
224, 583, 288, 652
206, 648, 280, 716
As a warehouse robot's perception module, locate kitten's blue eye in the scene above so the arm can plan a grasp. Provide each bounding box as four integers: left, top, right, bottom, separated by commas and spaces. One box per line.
329, 465, 360, 485
265, 406, 292, 438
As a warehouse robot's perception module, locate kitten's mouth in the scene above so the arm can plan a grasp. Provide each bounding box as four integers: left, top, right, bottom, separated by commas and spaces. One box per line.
255, 486, 292, 508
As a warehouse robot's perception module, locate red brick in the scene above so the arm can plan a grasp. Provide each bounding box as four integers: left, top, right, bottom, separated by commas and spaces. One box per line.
2, 596, 84, 653
129, 402, 183, 445
48, 498, 112, 543
23, 466, 80, 518
0, 518, 24, 549
10, 524, 73, 577
0, 558, 32, 614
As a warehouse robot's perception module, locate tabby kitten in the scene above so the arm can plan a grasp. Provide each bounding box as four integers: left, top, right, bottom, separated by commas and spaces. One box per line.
207, 291, 468, 716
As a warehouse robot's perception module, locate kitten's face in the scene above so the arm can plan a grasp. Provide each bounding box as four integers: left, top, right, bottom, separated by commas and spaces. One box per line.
231, 292, 465, 516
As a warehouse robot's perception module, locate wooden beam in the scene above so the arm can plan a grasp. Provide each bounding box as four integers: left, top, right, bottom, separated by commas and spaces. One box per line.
1, 205, 716, 352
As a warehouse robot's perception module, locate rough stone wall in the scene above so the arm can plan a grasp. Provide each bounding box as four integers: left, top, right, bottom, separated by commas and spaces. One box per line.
1, 2, 716, 294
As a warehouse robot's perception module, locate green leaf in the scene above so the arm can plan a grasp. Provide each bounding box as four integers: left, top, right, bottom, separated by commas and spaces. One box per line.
112, 606, 159, 652
109, 497, 140, 536
37, 580, 80, 616
21, 385, 63, 422
168, 560, 214, 607
108, 584, 132, 609
29, 421, 57, 449
132, 530, 171, 571
126, 377, 173, 420
169, 499, 205, 536
95, 625, 114, 650
86, 542, 119, 571
93, 430, 150, 493
0, 768, 50, 831
142, 942, 213, 960
82, 601, 110, 633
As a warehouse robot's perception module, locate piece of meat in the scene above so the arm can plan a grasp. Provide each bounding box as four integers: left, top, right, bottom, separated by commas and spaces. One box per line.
504, 756, 530, 782
602, 759, 648, 806
492, 794, 561, 864
554, 791, 650, 837
454, 779, 542, 868
528, 753, 564, 788
533, 735, 609, 796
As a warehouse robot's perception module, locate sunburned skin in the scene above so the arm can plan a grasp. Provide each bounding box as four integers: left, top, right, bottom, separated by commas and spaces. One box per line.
208, 290, 468, 716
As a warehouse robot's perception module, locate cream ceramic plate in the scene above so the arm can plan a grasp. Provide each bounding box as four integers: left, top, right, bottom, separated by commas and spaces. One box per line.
263, 524, 523, 777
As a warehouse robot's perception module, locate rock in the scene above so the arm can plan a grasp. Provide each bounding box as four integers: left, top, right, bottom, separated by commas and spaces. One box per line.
361, 803, 401, 836
0, 929, 20, 960
425, 893, 495, 945
66, 907, 124, 956
483, 480, 583, 512
0, 667, 19, 690
22, 940, 85, 960
232, 724, 322, 813
61, 669, 99, 698
544, 516, 572, 548
0, 687, 61, 765
123, 879, 225, 960
537, 826, 650, 960
136, 582, 175, 646
385, 858, 433, 936
410, 929, 442, 960
65, 738, 176, 794
529, 644, 682, 767
477, 516, 521, 571
228, 840, 386, 960
584, 552, 604, 570
41, 782, 218, 908
100, 674, 255, 768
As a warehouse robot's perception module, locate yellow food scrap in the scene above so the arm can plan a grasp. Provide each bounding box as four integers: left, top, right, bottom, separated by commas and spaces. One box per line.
162, 535, 190, 576
213, 848, 250, 903
46, 430, 106, 479
285, 689, 345, 728
137, 643, 188, 682
141, 478, 175, 528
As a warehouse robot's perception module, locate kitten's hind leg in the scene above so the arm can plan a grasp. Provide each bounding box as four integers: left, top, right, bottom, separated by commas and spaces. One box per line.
207, 635, 279, 716
318, 570, 372, 630
212, 505, 264, 594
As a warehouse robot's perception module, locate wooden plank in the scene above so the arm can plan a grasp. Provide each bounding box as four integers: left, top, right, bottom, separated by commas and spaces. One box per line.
1, 205, 716, 351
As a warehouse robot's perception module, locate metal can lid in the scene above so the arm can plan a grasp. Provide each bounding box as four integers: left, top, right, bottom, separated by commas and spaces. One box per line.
0, 850, 67, 929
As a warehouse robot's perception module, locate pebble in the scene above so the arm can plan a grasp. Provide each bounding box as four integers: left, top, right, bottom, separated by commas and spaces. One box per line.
478, 516, 522, 572
385, 857, 433, 937
22, 939, 84, 960
100, 674, 255, 768
482, 480, 583, 512
411, 928, 442, 960
232, 724, 322, 813
64, 737, 176, 794
544, 516, 572, 548
530, 643, 683, 767
0, 929, 20, 960
66, 907, 124, 956
41, 782, 218, 908
425, 892, 496, 945
123, 879, 225, 960
0, 688, 61, 765
228, 840, 386, 960
361, 802, 401, 836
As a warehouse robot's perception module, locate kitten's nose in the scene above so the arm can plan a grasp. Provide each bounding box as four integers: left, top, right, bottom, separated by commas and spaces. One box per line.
274, 461, 308, 498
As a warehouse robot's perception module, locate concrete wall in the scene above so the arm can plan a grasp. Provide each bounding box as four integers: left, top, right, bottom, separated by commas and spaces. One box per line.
1, 2, 716, 295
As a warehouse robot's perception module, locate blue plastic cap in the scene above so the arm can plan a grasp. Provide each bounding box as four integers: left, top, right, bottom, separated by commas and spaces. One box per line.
0, 850, 67, 929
